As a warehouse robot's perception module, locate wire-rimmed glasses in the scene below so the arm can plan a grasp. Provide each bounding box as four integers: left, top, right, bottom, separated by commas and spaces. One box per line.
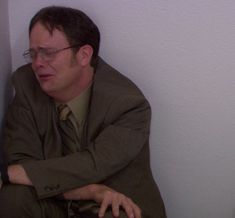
23, 45, 81, 63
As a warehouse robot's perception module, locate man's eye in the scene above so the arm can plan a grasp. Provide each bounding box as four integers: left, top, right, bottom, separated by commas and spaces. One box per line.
43, 49, 56, 56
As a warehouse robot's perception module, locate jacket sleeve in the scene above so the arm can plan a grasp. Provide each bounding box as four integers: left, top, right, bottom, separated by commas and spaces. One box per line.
22, 94, 152, 199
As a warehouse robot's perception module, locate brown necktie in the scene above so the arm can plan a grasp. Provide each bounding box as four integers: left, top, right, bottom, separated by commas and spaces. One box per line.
58, 105, 97, 214
58, 104, 71, 121
58, 104, 79, 154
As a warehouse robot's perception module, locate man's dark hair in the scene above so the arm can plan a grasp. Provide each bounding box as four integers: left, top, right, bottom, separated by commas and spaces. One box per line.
29, 6, 100, 67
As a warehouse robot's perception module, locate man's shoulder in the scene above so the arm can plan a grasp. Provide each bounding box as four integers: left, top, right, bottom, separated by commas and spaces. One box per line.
95, 58, 144, 97
12, 64, 37, 86
12, 64, 49, 102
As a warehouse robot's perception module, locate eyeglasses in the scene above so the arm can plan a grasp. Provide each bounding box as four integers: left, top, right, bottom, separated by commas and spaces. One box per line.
23, 45, 81, 63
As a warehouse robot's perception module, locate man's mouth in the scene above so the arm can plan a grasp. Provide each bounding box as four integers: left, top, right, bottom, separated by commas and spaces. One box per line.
37, 74, 54, 81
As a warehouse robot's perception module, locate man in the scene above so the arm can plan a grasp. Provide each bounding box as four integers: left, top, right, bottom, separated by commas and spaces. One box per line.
0, 6, 166, 218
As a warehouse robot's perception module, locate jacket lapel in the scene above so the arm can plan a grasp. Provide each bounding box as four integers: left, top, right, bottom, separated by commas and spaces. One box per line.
85, 58, 116, 145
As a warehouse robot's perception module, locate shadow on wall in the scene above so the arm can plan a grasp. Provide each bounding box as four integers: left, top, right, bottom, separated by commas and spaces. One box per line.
1, 71, 13, 127
0, 68, 13, 166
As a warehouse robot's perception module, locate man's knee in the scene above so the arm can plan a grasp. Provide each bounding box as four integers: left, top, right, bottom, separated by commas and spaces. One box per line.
0, 184, 41, 218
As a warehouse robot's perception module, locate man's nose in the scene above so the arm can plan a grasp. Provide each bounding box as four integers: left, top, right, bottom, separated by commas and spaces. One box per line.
32, 53, 46, 68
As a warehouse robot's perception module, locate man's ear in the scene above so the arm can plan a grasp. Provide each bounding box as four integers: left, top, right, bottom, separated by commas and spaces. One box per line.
76, 45, 93, 66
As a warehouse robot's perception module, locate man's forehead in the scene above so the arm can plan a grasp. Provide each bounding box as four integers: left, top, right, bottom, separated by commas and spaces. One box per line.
29, 22, 68, 45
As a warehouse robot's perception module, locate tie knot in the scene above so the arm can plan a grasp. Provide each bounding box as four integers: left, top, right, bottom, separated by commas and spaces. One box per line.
58, 104, 71, 121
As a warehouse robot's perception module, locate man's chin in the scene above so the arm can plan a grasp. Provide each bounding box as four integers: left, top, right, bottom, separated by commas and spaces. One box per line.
39, 83, 54, 95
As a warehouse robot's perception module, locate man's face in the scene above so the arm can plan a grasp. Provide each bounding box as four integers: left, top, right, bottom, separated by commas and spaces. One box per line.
29, 22, 84, 101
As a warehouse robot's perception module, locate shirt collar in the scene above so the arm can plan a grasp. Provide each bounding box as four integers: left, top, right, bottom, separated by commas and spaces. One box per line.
55, 84, 92, 126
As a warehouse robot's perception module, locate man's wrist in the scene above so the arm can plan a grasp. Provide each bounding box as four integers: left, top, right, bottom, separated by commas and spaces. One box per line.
7, 164, 32, 186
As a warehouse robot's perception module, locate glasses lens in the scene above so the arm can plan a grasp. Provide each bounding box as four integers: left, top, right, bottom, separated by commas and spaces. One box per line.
41, 48, 57, 61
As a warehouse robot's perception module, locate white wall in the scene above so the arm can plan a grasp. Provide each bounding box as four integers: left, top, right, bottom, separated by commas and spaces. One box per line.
8, 1, 235, 218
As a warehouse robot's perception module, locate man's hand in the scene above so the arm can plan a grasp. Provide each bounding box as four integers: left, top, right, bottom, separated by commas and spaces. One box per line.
63, 184, 141, 218
92, 184, 141, 218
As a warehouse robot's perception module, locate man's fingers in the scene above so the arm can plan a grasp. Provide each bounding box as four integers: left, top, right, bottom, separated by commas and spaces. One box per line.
121, 197, 142, 218
98, 196, 109, 217
121, 197, 135, 218
111, 192, 121, 217
129, 200, 142, 218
